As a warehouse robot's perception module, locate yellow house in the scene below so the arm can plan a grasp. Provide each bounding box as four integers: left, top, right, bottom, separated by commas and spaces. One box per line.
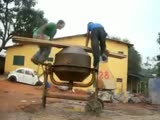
5, 34, 131, 94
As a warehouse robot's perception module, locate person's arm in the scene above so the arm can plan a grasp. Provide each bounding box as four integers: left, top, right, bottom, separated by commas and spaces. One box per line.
37, 24, 47, 38
85, 31, 90, 47
49, 30, 57, 40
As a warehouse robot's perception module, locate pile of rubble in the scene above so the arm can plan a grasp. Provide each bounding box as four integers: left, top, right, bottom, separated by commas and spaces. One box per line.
98, 91, 149, 104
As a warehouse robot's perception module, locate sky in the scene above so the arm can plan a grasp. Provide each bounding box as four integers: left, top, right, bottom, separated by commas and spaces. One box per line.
1, 0, 160, 63
34, 0, 160, 63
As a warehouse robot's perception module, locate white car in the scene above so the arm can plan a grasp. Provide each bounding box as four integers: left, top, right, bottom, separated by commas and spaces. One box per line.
8, 67, 43, 86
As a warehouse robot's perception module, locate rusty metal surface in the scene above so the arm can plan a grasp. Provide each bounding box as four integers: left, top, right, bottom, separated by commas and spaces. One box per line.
53, 46, 91, 82
54, 46, 91, 67
53, 66, 90, 82
50, 68, 96, 88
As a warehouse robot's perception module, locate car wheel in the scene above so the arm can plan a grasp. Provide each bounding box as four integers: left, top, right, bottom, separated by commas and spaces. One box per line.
9, 76, 17, 82
35, 81, 43, 86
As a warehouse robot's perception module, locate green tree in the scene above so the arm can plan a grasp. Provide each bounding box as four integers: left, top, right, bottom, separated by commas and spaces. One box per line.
142, 57, 157, 77
128, 46, 142, 74
14, 8, 47, 37
121, 39, 142, 74
0, 0, 47, 52
156, 62, 160, 76
111, 37, 142, 74
156, 32, 160, 76
110, 36, 122, 41
157, 32, 160, 44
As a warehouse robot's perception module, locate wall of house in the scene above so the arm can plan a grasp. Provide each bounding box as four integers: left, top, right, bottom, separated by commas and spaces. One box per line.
5, 35, 128, 94
5, 45, 39, 73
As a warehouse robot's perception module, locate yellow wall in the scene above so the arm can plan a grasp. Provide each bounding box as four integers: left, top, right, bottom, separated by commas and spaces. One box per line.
5, 45, 39, 73
107, 41, 128, 93
5, 35, 128, 94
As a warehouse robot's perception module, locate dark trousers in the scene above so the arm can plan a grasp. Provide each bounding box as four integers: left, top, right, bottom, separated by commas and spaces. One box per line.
32, 46, 51, 63
90, 27, 107, 67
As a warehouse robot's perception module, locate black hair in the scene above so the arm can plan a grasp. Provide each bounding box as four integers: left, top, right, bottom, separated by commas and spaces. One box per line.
87, 22, 93, 25
57, 20, 65, 25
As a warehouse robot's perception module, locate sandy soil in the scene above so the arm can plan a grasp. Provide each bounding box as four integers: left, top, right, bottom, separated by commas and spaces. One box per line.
0, 76, 160, 120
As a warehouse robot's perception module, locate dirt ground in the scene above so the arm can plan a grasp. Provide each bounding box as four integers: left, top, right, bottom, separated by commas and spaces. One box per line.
0, 75, 160, 120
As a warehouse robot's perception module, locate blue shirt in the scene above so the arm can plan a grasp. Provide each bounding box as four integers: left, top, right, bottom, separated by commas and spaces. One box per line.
87, 23, 103, 32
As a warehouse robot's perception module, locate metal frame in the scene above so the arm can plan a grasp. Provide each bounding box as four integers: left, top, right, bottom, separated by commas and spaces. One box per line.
41, 64, 99, 108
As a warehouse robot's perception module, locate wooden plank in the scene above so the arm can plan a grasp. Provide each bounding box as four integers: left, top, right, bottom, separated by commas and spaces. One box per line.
12, 36, 126, 59
13, 36, 91, 51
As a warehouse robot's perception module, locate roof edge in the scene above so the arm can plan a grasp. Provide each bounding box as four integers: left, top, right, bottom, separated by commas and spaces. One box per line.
54, 33, 133, 46
5, 33, 133, 49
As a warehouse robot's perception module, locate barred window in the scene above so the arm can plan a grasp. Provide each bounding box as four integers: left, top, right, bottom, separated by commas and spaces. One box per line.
13, 56, 25, 66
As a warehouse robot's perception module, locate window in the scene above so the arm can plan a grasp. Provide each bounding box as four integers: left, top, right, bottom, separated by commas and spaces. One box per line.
25, 70, 33, 76
118, 51, 124, 54
13, 56, 25, 66
16, 69, 24, 73
117, 78, 123, 82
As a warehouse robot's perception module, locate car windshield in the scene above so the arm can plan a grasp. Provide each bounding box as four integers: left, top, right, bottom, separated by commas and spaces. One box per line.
16, 69, 24, 73
25, 70, 34, 76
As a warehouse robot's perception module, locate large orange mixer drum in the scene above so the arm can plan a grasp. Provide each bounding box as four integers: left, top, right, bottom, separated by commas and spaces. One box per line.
53, 46, 91, 82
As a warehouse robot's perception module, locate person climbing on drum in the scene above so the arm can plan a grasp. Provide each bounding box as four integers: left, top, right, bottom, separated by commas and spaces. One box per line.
31, 20, 65, 65
85, 22, 108, 69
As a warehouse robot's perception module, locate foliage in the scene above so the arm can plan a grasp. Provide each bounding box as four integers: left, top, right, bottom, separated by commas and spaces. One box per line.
110, 37, 142, 74
110, 36, 122, 41
14, 8, 47, 37
156, 33, 160, 77
0, 0, 47, 52
156, 62, 160, 76
128, 46, 142, 74
157, 32, 160, 45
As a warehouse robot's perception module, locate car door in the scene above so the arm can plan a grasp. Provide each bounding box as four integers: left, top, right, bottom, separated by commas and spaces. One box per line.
16, 69, 25, 82
24, 70, 36, 85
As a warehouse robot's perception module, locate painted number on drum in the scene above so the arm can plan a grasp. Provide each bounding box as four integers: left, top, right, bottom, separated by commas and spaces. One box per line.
98, 70, 109, 80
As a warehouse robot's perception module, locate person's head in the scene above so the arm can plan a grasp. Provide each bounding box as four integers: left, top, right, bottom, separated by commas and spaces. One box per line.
87, 22, 93, 26
57, 20, 65, 29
